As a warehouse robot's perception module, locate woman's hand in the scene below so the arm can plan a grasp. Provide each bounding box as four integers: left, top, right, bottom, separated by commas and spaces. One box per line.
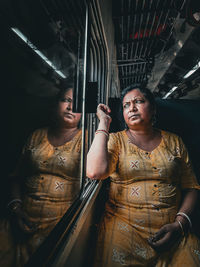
96, 104, 112, 124
10, 204, 38, 234
148, 221, 182, 252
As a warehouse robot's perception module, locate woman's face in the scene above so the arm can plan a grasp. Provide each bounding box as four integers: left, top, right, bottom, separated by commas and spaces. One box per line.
122, 89, 154, 129
57, 88, 81, 128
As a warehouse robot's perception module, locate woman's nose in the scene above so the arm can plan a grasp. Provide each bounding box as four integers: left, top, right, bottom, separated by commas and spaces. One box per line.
129, 102, 137, 111
66, 102, 72, 110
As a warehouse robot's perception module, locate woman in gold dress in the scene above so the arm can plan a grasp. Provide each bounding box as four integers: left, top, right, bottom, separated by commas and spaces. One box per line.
0, 87, 82, 266
87, 85, 200, 266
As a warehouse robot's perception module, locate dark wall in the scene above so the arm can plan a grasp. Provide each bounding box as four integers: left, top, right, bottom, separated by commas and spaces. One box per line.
0, 33, 55, 213
156, 99, 200, 183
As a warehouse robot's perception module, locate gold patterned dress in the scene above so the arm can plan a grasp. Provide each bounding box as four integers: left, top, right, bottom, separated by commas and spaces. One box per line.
0, 128, 82, 266
94, 130, 200, 267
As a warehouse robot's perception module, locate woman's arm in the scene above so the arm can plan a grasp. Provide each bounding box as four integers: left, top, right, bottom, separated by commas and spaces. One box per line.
176, 189, 199, 228
87, 104, 112, 180
148, 189, 199, 251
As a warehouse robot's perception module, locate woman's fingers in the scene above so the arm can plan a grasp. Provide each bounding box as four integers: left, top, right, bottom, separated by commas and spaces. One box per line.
97, 104, 111, 115
96, 103, 112, 122
148, 232, 170, 249
149, 226, 166, 242
148, 222, 181, 251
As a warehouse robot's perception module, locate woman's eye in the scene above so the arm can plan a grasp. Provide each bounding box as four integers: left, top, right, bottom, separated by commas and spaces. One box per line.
62, 98, 72, 103
123, 103, 130, 109
135, 99, 144, 103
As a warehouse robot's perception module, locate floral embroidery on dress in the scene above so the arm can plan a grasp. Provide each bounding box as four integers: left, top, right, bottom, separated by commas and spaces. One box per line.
193, 249, 200, 260
130, 160, 139, 169
176, 147, 180, 155
58, 156, 66, 166
135, 245, 147, 259
134, 218, 145, 224
117, 222, 129, 232
55, 181, 64, 191
43, 160, 49, 167
29, 147, 38, 154
112, 248, 126, 265
168, 155, 175, 162
130, 186, 141, 197
143, 154, 150, 159
157, 168, 162, 176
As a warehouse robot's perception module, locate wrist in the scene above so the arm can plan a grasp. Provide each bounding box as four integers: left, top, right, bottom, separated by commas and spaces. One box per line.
175, 212, 192, 232
98, 119, 110, 132
174, 220, 185, 236
175, 215, 190, 232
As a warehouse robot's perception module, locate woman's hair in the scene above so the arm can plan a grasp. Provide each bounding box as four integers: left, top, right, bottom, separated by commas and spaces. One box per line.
54, 87, 72, 103
119, 83, 156, 129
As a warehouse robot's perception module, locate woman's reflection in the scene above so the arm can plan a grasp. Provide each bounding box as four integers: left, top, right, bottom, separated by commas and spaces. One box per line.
0, 87, 82, 266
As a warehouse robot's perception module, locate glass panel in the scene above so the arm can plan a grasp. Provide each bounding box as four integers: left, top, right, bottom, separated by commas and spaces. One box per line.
0, 0, 86, 265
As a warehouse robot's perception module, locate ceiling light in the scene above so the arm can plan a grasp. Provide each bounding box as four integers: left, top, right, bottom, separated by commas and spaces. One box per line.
11, 28, 66, 79
162, 86, 178, 99
183, 61, 200, 79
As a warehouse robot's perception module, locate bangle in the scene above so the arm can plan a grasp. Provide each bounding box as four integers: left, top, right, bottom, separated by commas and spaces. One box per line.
176, 219, 185, 236
7, 198, 22, 209
176, 212, 192, 229
95, 129, 109, 138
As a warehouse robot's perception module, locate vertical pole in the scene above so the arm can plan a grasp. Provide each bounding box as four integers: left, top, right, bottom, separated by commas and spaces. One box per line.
80, 1, 89, 194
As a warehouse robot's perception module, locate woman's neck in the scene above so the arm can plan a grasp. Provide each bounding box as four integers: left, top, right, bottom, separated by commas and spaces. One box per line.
128, 126, 155, 141
50, 126, 79, 137
127, 127, 161, 152
47, 126, 79, 147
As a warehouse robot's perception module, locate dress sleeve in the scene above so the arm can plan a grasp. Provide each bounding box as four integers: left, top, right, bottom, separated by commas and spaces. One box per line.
107, 133, 120, 176
178, 137, 200, 190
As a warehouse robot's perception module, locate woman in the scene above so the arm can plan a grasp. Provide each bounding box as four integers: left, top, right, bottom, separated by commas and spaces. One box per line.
87, 85, 200, 266
0, 87, 82, 266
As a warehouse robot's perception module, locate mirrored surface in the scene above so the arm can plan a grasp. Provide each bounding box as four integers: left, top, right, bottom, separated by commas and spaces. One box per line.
0, 0, 86, 266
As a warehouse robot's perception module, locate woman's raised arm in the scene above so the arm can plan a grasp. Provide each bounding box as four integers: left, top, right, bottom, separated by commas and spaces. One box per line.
86, 104, 112, 180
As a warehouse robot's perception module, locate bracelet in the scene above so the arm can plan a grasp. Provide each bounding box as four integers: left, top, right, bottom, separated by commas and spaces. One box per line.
176, 219, 185, 236
95, 129, 109, 138
7, 198, 22, 209
176, 212, 192, 229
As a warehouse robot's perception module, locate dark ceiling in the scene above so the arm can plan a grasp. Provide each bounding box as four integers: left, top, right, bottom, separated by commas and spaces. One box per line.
112, 0, 200, 99
1, 0, 200, 100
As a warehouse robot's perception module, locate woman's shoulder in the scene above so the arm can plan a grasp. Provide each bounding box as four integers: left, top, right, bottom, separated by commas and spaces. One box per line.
30, 127, 47, 137
109, 130, 127, 146
27, 127, 47, 144
110, 130, 126, 140
160, 129, 183, 148
160, 129, 180, 139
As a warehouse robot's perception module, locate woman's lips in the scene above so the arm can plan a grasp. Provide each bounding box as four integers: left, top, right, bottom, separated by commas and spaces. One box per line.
128, 114, 140, 119
64, 112, 75, 118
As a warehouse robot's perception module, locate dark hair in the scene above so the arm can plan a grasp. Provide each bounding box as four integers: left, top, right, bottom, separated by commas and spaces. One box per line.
119, 84, 156, 129
55, 87, 73, 103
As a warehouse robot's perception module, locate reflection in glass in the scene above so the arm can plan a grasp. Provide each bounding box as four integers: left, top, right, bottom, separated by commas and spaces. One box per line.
0, 0, 86, 265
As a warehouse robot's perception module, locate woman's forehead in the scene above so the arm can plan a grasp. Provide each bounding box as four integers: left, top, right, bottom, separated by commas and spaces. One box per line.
123, 89, 145, 102
64, 88, 73, 98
